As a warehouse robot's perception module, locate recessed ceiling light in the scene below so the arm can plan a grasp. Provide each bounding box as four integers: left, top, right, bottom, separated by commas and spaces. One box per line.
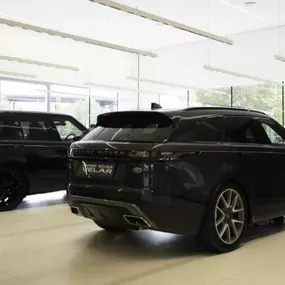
219, 0, 264, 21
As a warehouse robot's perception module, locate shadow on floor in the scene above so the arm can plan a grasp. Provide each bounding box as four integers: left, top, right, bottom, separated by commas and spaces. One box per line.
80, 221, 285, 260
244, 222, 285, 243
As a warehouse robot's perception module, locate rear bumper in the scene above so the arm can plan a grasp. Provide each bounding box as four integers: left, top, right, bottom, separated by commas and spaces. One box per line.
68, 185, 206, 235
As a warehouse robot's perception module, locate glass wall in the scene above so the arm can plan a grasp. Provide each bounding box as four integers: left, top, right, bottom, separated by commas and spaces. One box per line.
232, 83, 282, 124
0, 80, 47, 111
0, 78, 284, 127
49, 85, 89, 126
160, 93, 188, 109
193, 87, 231, 107
89, 88, 117, 125
139, 93, 159, 110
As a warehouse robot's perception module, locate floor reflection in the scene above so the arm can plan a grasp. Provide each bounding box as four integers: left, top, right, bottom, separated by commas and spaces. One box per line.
86, 230, 206, 259
83, 222, 285, 260
19, 190, 67, 209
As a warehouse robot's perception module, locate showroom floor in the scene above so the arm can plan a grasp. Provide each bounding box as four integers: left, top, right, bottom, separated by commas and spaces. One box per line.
1, 194, 285, 285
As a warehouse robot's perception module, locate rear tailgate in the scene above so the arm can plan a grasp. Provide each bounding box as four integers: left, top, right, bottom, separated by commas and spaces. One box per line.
71, 141, 153, 189
70, 111, 174, 190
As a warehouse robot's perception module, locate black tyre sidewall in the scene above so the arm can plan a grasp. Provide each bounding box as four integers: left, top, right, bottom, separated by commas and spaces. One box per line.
0, 167, 28, 212
199, 183, 248, 253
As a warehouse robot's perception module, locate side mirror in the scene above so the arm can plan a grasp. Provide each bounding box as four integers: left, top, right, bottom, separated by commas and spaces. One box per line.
72, 136, 82, 142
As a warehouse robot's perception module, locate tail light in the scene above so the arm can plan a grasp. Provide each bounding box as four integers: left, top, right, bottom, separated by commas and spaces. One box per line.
128, 151, 150, 158
151, 151, 200, 160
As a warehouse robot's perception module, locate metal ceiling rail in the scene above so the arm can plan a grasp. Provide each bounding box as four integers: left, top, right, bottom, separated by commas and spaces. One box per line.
90, 0, 233, 45
0, 17, 158, 58
0, 55, 79, 71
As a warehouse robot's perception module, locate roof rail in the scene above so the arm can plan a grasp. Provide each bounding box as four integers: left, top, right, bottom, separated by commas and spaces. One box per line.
182, 107, 266, 115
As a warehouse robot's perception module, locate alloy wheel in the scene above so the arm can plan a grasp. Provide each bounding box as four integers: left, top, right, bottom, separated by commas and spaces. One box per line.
0, 172, 20, 207
215, 189, 245, 245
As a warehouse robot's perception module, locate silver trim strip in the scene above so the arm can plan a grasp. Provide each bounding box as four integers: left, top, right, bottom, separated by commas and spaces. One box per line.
70, 195, 156, 228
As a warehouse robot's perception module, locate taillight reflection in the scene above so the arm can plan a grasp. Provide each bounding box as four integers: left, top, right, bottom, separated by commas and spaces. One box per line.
151, 151, 187, 160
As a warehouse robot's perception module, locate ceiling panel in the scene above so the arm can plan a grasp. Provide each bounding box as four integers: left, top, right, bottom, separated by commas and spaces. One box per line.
1, 0, 284, 50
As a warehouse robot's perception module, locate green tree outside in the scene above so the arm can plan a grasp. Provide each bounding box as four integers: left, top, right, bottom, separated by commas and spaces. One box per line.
194, 83, 282, 124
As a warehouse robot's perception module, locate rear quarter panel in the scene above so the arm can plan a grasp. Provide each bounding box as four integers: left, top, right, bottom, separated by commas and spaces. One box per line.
152, 143, 258, 217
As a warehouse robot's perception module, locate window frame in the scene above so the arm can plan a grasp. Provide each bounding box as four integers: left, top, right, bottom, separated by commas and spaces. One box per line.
0, 114, 25, 141
256, 118, 285, 146
223, 115, 265, 145
50, 114, 87, 142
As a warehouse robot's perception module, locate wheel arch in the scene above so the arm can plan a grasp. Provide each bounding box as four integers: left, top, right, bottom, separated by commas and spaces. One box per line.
209, 178, 253, 225
0, 163, 30, 195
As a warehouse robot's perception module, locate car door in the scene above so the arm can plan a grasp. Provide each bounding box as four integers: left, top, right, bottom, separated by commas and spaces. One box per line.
45, 114, 88, 191
13, 113, 66, 194
21, 114, 87, 194
254, 117, 285, 218
223, 115, 281, 221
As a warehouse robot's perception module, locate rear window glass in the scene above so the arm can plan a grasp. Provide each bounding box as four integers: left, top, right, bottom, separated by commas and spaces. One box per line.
169, 117, 224, 143
83, 112, 173, 142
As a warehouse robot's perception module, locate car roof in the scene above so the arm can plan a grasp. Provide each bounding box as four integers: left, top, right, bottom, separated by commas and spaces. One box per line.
161, 107, 269, 119
0, 110, 71, 117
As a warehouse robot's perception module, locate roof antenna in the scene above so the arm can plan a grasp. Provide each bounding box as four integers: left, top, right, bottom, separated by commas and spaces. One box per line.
151, 102, 162, 110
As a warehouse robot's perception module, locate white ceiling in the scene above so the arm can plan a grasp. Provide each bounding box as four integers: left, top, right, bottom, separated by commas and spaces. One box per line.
1, 0, 285, 89
1, 0, 284, 50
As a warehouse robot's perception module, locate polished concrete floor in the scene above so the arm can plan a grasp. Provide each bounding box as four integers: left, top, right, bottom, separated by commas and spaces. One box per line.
1, 193, 285, 285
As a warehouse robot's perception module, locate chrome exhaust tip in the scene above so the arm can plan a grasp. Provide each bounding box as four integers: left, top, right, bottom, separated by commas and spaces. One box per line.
123, 215, 151, 228
70, 206, 81, 216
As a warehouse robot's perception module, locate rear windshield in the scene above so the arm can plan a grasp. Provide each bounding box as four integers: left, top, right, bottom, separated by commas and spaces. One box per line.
82, 111, 173, 143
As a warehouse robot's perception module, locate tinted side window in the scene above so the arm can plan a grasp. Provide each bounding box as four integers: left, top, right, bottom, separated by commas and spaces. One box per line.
0, 116, 23, 141
224, 116, 258, 144
20, 120, 61, 141
170, 117, 224, 143
53, 117, 85, 141
259, 120, 285, 145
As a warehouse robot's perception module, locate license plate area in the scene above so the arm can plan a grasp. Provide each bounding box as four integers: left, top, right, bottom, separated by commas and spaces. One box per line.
75, 161, 115, 178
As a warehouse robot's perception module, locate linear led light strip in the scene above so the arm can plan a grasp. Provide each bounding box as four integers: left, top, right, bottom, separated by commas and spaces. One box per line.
203, 65, 277, 84
0, 70, 37, 79
90, 0, 233, 45
36, 89, 118, 101
127, 76, 228, 95
0, 17, 157, 58
0, 55, 79, 71
84, 82, 185, 97
275, 55, 285, 63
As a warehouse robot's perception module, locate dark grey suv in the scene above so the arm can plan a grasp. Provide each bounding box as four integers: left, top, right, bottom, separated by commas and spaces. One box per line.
68, 107, 285, 252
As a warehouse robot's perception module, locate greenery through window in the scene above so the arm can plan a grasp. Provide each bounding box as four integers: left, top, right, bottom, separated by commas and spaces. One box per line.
233, 83, 282, 124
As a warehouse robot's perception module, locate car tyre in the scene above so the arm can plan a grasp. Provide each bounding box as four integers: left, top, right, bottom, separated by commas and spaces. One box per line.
199, 183, 248, 253
272, 216, 284, 226
94, 221, 127, 233
0, 167, 28, 212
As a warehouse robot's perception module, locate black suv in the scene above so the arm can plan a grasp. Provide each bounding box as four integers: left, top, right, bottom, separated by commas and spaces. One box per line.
68, 107, 285, 252
0, 111, 87, 211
